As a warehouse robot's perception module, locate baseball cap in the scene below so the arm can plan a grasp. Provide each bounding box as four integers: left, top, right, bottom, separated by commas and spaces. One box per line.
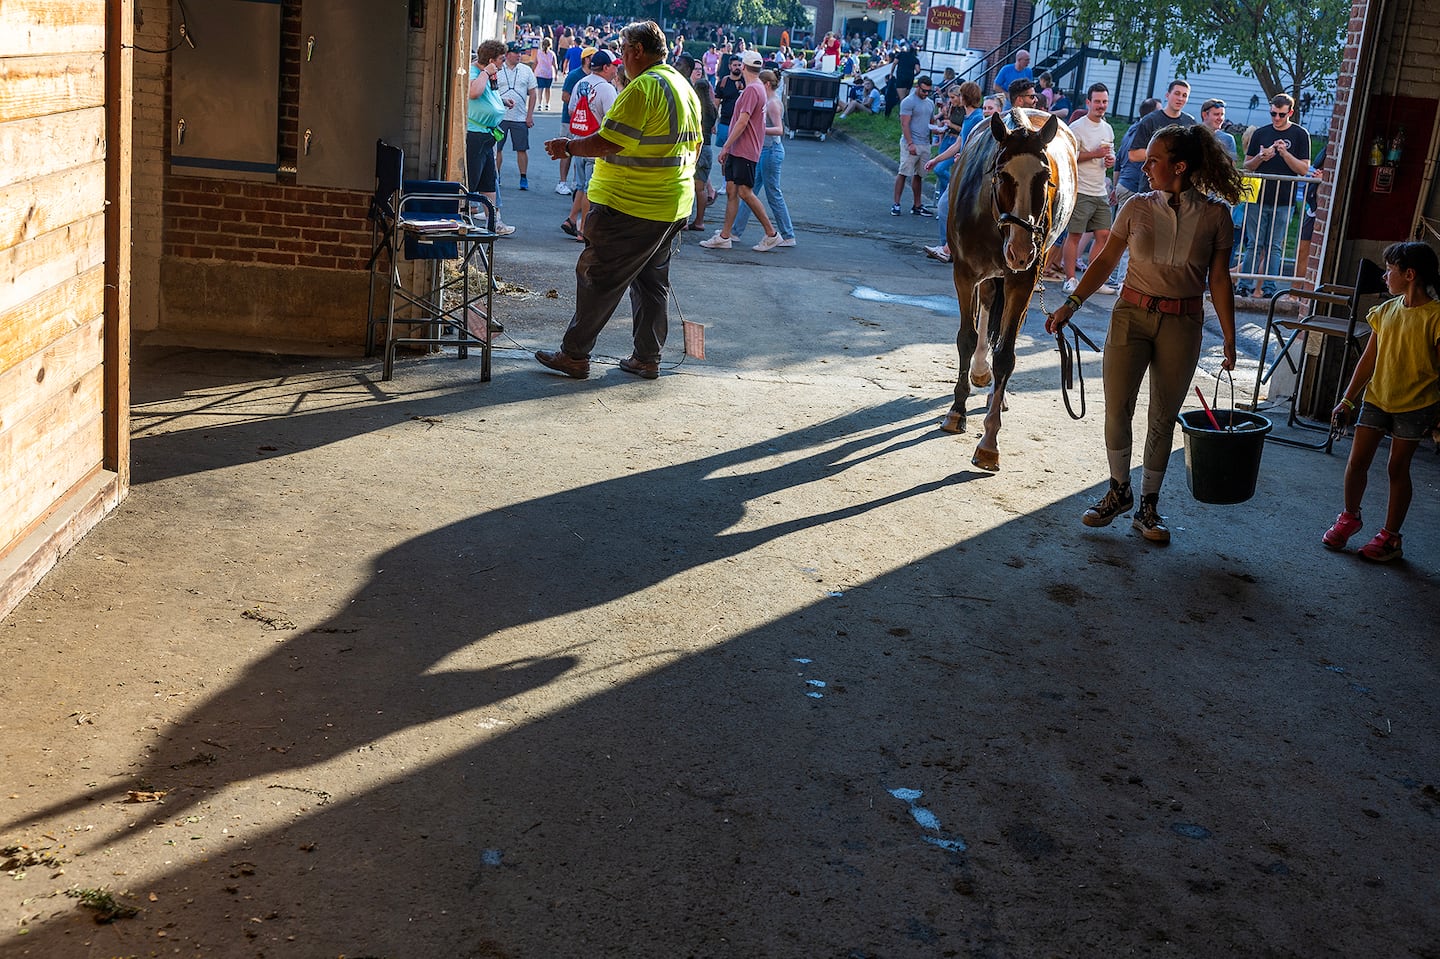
740, 50, 763, 68
590, 49, 615, 68
581, 46, 598, 60
506, 41, 522, 53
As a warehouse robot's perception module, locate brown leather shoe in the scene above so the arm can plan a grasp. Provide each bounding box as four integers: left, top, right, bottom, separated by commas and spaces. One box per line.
618, 355, 660, 379
535, 349, 590, 379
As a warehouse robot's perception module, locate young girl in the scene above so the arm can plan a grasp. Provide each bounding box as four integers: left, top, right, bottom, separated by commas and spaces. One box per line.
1323, 241, 1440, 561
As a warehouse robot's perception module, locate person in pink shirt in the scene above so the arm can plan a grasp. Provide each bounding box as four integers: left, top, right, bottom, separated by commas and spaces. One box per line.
702, 45, 720, 87
533, 37, 558, 110
699, 51, 781, 252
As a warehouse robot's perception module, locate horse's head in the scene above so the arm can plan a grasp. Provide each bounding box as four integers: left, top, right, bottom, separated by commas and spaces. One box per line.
989, 109, 1062, 273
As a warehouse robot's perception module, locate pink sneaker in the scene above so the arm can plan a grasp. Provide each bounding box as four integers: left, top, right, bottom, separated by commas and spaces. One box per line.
1359, 528, 1403, 562
1321, 510, 1362, 550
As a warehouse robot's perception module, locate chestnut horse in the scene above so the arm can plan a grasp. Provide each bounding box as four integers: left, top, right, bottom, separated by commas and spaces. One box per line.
943, 108, 1077, 471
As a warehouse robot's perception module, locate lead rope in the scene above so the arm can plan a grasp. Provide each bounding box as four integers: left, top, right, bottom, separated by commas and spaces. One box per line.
1050, 286, 1100, 421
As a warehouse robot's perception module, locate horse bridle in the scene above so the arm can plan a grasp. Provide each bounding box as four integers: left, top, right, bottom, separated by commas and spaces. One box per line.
990, 149, 1059, 252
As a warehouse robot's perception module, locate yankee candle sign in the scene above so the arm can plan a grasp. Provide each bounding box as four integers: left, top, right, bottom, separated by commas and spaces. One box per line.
926, 6, 966, 30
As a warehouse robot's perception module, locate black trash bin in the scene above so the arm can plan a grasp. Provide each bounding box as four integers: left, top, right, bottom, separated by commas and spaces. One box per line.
784, 69, 840, 141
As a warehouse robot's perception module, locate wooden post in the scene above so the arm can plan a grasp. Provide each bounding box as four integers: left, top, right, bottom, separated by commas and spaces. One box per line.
104, 0, 133, 488
445, 0, 469, 184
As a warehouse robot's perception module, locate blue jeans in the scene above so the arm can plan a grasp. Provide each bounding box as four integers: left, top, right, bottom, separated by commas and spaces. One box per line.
732, 138, 795, 240
1239, 199, 1295, 296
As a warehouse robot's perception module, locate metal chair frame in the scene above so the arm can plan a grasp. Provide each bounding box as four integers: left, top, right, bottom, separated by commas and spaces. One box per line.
365, 139, 500, 381
1249, 258, 1386, 453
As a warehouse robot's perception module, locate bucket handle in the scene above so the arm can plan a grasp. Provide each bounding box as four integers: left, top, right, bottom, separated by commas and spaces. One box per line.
1209, 368, 1236, 432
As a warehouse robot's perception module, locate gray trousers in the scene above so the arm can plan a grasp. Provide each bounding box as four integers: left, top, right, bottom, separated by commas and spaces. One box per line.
560, 204, 687, 363
1102, 302, 1204, 475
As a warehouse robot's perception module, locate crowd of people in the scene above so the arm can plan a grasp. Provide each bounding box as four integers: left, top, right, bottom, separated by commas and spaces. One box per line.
466, 21, 1436, 559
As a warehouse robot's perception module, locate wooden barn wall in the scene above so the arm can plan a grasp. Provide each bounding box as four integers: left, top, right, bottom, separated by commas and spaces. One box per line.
0, 0, 128, 620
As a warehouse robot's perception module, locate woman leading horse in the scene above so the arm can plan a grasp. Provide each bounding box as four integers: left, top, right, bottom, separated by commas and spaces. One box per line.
1045, 124, 1243, 543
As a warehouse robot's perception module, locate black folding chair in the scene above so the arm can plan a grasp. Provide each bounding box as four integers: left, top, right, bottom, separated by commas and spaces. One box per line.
1249, 258, 1387, 452
365, 139, 500, 381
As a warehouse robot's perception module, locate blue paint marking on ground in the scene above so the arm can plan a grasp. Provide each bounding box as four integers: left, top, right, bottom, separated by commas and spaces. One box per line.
887, 787, 968, 852
1171, 822, 1212, 840
807, 679, 827, 688
850, 286, 961, 317
806, 691, 824, 699
481, 849, 504, 866
793, 657, 813, 664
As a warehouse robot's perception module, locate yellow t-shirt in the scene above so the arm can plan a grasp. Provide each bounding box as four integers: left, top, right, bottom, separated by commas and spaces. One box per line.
588, 63, 701, 223
1364, 295, 1440, 413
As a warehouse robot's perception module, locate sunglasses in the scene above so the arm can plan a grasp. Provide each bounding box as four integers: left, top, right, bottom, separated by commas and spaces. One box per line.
1270, 110, 1289, 117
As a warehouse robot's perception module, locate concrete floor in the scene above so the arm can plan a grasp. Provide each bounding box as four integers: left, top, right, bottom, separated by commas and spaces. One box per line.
2, 112, 1438, 958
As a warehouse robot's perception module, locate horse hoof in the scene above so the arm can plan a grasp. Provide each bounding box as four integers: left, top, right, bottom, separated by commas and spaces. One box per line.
940, 410, 966, 434
971, 448, 1000, 472
970, 369, 993, 389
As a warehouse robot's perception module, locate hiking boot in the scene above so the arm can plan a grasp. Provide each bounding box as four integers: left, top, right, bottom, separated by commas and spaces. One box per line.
1322, 510, 1363, 550
1081, 478, 1133, 528
1359, 528, 1403, 562
1132, 493, 1170, 543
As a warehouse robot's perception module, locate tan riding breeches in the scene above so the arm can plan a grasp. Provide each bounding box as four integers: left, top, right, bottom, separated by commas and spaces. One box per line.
1101, 301, 1205, 475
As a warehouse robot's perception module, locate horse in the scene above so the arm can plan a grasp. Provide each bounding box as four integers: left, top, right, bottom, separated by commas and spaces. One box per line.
943, 108, 1078, 471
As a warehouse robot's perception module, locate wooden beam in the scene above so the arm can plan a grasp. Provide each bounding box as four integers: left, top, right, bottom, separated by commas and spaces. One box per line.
0, 313, 103, 437
0, 265, 104, 378
0, 467, 120, 623
0, 212, 105, 323
104, 0, 132, 486
0, 52, 105, 123
0, 108, 107, 190
0, 364, 104, 551
0, 0, 105, 57
0, 159, 107, 251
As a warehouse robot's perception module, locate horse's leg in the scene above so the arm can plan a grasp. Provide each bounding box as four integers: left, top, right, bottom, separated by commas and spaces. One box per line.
972, 273, 1035, 471
970, 288, 993, 389
943, 274, 979, 434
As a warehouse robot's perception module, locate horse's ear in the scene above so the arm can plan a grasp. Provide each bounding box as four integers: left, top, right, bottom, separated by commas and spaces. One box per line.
989, 112, 1008, 143
1037, 113, 1059, 145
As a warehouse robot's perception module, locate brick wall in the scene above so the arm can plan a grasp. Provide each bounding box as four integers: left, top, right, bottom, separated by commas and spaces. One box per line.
968, 0, 1034, 77
163, 180, 372, 270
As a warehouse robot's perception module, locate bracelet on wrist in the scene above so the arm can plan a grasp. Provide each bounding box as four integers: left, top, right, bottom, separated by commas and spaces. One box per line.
1064, 294, 1083, 311
1340, 397, 1355, 410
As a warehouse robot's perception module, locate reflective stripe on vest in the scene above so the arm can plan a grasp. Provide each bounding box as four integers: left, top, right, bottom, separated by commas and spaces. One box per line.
601, 66, 699, 154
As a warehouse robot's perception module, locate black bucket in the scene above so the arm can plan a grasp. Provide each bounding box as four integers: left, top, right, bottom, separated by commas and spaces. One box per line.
1179, 408, 1272, 504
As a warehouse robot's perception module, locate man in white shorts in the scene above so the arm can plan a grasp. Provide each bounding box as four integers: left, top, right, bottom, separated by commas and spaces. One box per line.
1063, 83, 1118, 295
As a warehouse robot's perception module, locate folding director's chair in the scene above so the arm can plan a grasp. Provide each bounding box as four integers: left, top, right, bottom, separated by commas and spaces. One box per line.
365, 139, 500, 381
1249, 258, 1387, 452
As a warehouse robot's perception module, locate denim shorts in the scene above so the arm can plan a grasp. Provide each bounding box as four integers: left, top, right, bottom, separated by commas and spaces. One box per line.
1358, 398, 1440, 441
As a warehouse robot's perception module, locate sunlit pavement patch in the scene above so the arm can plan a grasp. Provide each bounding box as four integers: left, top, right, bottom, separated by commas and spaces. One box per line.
850, 286, 961, 316
887, 787, 967, 852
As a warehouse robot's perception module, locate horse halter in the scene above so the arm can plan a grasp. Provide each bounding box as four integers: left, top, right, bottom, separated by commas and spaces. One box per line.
990, 145, 1057, 247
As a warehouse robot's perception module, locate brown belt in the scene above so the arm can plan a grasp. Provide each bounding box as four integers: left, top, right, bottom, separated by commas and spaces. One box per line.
1119, 285, 1204, 315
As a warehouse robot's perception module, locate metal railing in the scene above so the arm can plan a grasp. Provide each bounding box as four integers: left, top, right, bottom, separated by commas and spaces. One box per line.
1229, 170, 1318, 293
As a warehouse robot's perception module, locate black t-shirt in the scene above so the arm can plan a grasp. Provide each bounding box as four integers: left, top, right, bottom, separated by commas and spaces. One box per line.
715, 74, 746, 124
1131, 109, 1197, 188
894, 49, 919, 86
1247, 123, 1312, 204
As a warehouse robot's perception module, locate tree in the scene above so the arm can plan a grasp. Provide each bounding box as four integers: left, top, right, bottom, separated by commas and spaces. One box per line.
675, 0, 810, 27
1050, 0, 1348, 101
